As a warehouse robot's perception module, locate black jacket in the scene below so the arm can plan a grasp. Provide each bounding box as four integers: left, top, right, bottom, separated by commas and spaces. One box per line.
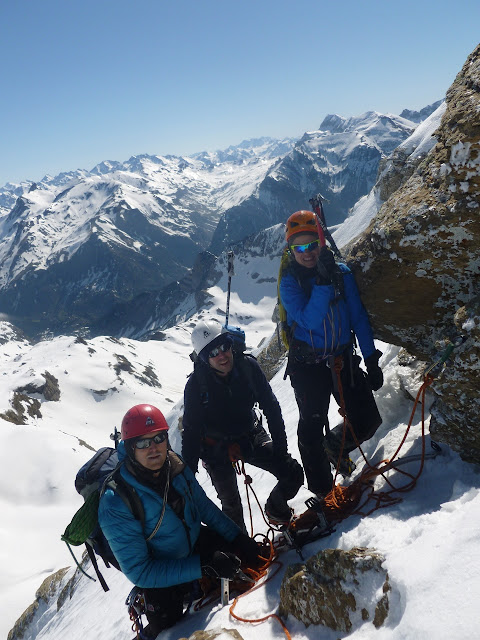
182, 355, 287, 472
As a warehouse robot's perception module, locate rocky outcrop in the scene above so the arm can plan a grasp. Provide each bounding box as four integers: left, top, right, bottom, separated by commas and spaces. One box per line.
7, 568, 69, 640
279, 547, 390, 632
345, 44, 480, 462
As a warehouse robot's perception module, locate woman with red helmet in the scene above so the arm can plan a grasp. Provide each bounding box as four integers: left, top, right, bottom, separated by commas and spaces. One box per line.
99, 403, 259, 638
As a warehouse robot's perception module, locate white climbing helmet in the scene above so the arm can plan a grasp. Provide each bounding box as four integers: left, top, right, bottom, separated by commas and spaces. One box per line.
191, 317, 227, 357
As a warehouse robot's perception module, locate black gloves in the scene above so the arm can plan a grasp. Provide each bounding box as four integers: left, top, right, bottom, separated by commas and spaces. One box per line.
316, 246, 336, 282
364, 349, 384, 391
201, 550, 241, 580
233, 533, 260, 566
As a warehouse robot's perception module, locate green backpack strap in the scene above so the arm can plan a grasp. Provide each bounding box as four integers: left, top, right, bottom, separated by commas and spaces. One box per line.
277, 246, 296, 350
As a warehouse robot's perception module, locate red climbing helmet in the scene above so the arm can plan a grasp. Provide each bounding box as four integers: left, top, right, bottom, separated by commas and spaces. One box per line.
121, 404, 169, 440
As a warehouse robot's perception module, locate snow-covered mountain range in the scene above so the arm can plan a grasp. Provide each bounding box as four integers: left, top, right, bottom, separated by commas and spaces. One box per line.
0, 105, 440, 340
5, 92, 480, 640
4, 187, 480, 640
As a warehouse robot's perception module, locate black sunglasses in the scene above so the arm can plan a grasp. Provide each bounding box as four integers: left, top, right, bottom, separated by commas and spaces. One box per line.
208, 342, 232, 359
134, 432, 168, 449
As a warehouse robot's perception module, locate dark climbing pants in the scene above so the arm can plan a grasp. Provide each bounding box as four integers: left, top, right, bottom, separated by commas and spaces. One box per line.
203, 425, 303, 532
289, 353, 382, 495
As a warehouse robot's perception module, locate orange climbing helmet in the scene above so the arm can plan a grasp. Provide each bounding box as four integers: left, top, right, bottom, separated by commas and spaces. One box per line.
285, 210, 324, 245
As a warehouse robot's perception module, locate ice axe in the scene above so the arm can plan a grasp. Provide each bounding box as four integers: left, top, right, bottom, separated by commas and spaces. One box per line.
309, 194, 343, 259
225, 250, 235, 327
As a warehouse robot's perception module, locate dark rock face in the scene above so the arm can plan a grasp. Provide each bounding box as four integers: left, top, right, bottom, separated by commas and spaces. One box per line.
345, 45, 480, 463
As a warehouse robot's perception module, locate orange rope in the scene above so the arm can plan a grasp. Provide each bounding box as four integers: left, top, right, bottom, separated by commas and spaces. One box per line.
228, 540, 292, 640
322, 372, 435, 524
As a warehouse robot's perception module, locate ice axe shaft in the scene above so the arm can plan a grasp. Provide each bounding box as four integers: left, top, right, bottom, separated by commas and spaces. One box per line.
225, 251, 235, 327
309, 194, 342, 259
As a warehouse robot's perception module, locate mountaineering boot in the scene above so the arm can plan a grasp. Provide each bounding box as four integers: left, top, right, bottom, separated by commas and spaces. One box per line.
324, 442, 356, 477
334, 453, 356, 477
265, 497, 294, 527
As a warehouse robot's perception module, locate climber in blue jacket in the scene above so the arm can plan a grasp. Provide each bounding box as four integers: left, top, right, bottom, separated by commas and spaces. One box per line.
279, 210, 384, 499
99, 403, 259, 639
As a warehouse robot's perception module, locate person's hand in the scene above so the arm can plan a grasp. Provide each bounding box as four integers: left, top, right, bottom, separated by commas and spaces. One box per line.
364, 350, 384, 391
234, 533, 260, 566
316, 246, 336, 282
201, 550, 241, 580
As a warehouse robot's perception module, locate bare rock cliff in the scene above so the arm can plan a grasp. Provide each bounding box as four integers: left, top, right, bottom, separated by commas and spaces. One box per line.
345, 44, 480, 462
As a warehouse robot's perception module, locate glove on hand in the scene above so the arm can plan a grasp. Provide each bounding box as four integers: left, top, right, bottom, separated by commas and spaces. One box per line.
364, 349, 384, 391
201, 550, 241, 580
234, 533, 260, 566
316, 246, 336, 282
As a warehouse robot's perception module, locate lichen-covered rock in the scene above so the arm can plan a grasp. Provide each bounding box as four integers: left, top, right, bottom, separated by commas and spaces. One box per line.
7, 568, 69, 640
345, 44, 480, 463
279, 547, 390, 632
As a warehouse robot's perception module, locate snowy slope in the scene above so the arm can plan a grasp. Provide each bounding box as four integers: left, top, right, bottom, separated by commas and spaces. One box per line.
3, 196, 480, 639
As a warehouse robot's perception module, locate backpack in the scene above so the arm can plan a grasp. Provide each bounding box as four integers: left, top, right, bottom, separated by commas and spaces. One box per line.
276, 246, 295, 350
61, 446, 145, 592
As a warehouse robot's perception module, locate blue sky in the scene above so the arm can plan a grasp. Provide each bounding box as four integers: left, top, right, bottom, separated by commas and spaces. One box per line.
0, 0, 478, 186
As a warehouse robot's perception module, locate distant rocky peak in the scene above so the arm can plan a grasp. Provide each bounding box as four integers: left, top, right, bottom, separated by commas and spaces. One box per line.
399, 99, 444, 123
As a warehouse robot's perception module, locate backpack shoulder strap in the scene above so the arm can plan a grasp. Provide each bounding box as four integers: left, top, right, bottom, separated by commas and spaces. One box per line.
277, 247, 298, 349
191, 361, 210, 408
235, 353, 259, 403
102, 464, 145, 529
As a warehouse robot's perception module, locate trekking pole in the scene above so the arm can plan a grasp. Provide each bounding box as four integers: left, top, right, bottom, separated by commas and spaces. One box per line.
225, 250, 235, 327
309, 194, 343, 258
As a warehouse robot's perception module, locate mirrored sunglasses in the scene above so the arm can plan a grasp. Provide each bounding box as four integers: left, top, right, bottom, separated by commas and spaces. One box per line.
208, 342, 232, 359
291, 239, 321, 254
134, 432, 168, 449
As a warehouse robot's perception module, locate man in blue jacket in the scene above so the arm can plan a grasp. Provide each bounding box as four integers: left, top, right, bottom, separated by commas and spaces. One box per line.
99, 404, 259, 639
182, 318, 303, 530
279, 210, 383, 499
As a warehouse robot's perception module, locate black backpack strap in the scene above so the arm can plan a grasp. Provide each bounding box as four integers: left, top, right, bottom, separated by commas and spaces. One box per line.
102, 465, 146, 529
85, 543, 110, 592
192, 361, 210, 408
235, 353, 258, 404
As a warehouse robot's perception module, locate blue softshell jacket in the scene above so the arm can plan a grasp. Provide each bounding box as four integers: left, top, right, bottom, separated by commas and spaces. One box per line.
98, 442, 240, 589
279, 262, 376, 360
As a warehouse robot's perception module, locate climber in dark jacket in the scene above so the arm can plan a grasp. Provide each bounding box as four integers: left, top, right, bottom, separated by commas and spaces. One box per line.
182, 317, 303, 530
279, 210, 383, 499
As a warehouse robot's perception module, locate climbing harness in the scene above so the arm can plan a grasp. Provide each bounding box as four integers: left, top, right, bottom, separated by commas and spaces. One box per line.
126, 587, 147, 639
